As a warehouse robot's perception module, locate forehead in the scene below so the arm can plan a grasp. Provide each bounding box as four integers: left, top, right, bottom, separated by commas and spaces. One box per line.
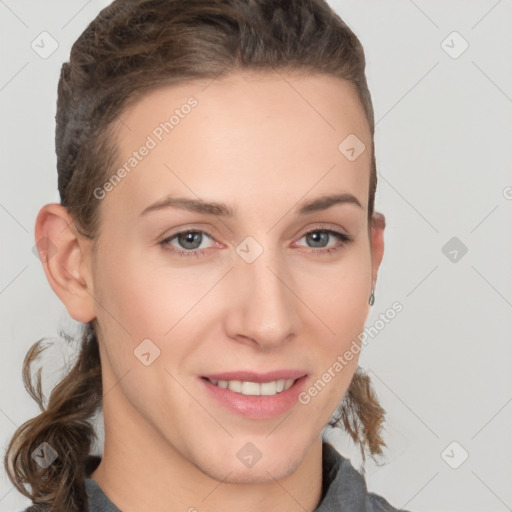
120, 70, 369, 135
103, 71, 371, 220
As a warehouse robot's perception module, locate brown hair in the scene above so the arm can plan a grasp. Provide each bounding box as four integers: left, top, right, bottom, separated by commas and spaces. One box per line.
4, 1, 385, 510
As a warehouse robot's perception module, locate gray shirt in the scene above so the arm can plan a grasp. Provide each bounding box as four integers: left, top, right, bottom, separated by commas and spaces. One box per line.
25, 442, 410, 511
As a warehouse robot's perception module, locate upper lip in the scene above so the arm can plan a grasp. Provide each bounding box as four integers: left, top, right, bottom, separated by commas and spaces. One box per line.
201, 370, 308, 383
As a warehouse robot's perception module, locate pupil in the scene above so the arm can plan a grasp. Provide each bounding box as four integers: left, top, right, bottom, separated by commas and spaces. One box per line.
180, 232, 201, 249
308, 231, 327, 248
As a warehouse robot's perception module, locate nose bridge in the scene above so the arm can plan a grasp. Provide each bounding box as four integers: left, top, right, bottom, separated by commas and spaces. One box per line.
227, 236, 297, 346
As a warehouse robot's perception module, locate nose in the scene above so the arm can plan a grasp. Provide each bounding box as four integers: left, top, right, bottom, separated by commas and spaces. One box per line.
223, 244, 299, 350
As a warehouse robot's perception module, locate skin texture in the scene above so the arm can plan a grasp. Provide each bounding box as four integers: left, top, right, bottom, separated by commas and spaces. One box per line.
35, 71, 385, 512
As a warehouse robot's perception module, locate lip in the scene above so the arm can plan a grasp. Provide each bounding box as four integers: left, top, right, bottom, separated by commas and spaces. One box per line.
201, 369, 307, 383
199, 373, 309, 419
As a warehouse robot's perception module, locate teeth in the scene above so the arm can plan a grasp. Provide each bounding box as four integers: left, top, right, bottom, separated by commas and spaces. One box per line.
209, 378, 296, 396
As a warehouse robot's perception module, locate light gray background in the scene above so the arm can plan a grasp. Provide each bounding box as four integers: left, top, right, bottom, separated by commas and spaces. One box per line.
1, 1, 511, 511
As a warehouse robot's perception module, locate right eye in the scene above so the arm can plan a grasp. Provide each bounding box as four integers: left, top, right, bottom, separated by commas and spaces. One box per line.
160, 230, 217, 258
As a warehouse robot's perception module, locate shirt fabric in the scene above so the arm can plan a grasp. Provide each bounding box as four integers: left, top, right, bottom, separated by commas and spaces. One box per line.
24, 442, 410, 511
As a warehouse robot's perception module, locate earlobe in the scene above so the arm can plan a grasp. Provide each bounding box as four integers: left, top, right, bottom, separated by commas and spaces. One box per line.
34, 203, 96, 323
370, 211, 385, 291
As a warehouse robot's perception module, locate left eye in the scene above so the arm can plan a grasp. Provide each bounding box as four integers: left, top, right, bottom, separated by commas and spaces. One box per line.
295, 229, 352, 254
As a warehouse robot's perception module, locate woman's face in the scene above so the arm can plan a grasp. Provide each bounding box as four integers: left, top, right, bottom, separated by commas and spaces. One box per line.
88, 71, 381, 482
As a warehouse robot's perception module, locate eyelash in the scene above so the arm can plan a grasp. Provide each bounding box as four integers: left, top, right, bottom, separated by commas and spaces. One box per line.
159, 225, 353, 259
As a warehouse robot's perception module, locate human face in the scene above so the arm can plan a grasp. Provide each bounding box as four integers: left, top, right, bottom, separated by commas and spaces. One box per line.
90, 71, 376, 482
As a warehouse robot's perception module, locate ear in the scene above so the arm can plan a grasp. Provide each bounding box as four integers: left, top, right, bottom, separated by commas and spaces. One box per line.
34, 203, 96, 323
370, 211, 385, 291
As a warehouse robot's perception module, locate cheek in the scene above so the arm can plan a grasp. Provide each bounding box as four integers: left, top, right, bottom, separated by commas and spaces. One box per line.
93, 242, 194, 336
299, 276, 368, 424
91, 251, 195, 407
305, 247, 371, 339
300, 246, 370, 403
90, 248, 171, 378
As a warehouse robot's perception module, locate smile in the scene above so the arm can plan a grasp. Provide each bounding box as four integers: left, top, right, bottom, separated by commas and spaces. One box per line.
205, 378, 297, 396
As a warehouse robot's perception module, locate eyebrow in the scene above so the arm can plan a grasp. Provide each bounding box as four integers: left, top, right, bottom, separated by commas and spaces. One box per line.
139, 192, 363, 218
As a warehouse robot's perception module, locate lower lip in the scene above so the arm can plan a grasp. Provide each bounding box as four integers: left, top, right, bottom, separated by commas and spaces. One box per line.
199, 376, 308, 419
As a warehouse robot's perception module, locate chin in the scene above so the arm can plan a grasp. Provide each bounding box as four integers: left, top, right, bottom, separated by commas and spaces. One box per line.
218, 463, 296, 484
194, 449, 301, 484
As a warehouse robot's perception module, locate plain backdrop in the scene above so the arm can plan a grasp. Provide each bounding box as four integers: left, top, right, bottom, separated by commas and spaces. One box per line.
1, 1, 511, 511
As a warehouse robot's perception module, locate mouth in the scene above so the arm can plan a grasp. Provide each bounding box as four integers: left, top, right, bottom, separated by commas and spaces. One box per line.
201, 376, 299, 396
198, 371, 309, 419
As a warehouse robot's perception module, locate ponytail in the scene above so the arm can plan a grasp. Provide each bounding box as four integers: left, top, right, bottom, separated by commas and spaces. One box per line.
4, 323, 102, 512
330, 366, 387, 469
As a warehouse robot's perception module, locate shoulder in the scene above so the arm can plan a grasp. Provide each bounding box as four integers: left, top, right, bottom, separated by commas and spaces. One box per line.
367, 491, 407, 512
320, 441, 412, 512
